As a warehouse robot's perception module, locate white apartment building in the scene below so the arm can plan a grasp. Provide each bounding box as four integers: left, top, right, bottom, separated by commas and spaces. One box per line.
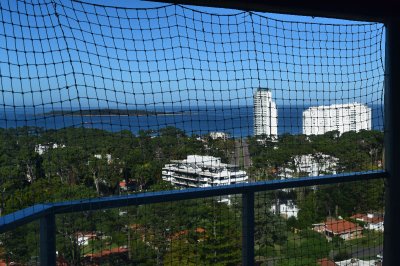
162, 155, 248, 188
292, 153, 338, 176
303, 102, 371, 135
253, 88, 278, 137
278, 153, 338, 180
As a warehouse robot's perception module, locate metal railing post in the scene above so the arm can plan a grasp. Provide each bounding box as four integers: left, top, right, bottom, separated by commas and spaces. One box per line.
40, 214, 56, 266
383, 17, 400, 266
242, 191, 255, 266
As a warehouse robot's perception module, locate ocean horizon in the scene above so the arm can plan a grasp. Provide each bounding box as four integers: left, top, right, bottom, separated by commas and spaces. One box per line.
0, 104, 384, 137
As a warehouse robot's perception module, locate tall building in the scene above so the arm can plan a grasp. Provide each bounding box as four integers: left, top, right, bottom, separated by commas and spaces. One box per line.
162, 155, 248, 188
253, 88, 278, 137
302, 102, 372, 135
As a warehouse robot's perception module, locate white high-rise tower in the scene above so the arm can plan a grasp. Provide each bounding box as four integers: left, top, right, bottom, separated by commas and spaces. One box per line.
253, 88, 278, 137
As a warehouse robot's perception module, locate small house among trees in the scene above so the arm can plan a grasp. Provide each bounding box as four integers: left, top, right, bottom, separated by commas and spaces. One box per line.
351, 213, 384, 232
313, 218, 363, 241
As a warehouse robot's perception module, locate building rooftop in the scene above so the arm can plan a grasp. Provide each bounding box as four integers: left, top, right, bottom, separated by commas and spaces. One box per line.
256, 87, 270, 91
317, 258, 336, 266
170, 155, 238, 169
351, 213, 384, 224
305, 102, 369, 110
84, 246, 128, 259
325, 219, 363, 234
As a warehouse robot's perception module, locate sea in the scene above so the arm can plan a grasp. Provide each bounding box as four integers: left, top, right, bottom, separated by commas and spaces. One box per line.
0, 105, 384, 138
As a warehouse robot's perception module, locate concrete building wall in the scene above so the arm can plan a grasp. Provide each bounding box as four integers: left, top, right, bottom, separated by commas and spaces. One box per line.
303, 103, 371, 135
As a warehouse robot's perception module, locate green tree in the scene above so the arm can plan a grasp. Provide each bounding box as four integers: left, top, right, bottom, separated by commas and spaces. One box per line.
297, 192, 322, 229
255, 192, 288, 252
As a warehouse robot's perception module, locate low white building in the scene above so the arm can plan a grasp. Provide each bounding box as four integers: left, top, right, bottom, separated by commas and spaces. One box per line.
278, 153, 338, 179
351, 213, 384, 232
35, 143, 65, 155
162, 155, 248, 188
94, 153, 112, 164
76, 232, 97, 246
303, 102, 372, 135
208, 132, 230, 140
366, 221, 384, 232
293, 153, 338, 176
335, 258, 377, 266
270, 200, 299, 219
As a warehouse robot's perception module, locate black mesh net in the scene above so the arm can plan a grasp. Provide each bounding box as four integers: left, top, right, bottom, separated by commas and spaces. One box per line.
0, 0, 385, 265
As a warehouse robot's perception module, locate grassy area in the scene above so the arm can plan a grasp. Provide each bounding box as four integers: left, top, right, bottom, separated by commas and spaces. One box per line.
81, 239, 120, 255
255, 230, 331, 265
345, 230, 383, 249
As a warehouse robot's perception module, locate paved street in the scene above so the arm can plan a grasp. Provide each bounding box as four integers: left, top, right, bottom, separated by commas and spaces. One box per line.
350, 245, 383, 259
232, 138, 252, 169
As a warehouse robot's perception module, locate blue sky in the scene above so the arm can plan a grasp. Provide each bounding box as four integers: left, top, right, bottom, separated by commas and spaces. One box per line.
0, 0, 385, 109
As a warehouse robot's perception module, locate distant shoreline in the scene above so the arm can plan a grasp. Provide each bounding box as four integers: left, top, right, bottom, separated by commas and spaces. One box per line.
39, 109, 187, 117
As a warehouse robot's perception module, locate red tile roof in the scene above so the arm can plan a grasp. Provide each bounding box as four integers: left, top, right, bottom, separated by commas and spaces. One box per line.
351, 213, 384, 224
85, 246, 128, 258
325, 219, 362, 234
171, 227, 206, 240
75, 232, 97, 238
195, 227, 206, 233
351, 213, 364, 219
317, 258, 336, 266
0, 260, 25, 266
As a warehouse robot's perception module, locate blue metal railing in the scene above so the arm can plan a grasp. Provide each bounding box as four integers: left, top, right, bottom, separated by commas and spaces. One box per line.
0, 170, 388, 266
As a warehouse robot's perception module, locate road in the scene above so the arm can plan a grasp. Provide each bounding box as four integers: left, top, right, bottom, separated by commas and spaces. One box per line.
350, 245, 383, 259
231, 138, 252, 169
259, 245, 383, 266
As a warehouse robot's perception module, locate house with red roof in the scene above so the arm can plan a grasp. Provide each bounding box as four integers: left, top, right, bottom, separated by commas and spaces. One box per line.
76, 232, 98, 246
84, 246, 129, 265
313, 218, 363, 241
351, 213, 384, 232
170, 227, 207, 242
317, 258, 336, 266
85, 246, 129, 259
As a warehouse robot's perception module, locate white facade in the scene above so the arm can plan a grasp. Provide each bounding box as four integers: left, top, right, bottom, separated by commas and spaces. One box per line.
366, 221, 384, 232
162, 155, 248, 188
303, 103, 371, 135
254, 88, 278, 137
353, 213, 384, 232
292, 153, 338, 176
35, 143, 65, 155
270, 200, 299, 219
208, 132, 229, 140
335, 259, 377, 266
94, 153, 112, 164
76, 232, 97, 246
278, 153, 338, 179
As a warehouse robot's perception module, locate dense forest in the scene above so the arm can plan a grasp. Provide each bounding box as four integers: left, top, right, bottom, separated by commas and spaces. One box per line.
0, 126, 384, 265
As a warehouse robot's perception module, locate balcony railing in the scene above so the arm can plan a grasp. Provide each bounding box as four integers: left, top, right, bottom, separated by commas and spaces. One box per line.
0, 170, 386, 265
